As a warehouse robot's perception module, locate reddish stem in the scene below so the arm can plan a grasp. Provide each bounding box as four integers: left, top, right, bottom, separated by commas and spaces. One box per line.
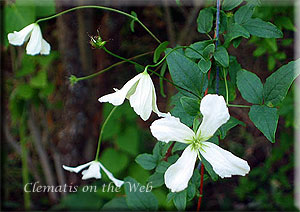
163, 142, 175, 161
197, 164, 205, 211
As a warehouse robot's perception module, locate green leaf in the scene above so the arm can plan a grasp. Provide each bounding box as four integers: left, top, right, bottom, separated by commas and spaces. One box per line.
187, 184, 196, 201
228, 56, 242, 85
172, 142, 188, 153
171, 93, 194, 127
249, 105, 279, 143
15, 84, 35, 100
198, 59, 211, 74
30, 70, 47, 88
213, 46, 229, 67
100, 148, 129, 173
154, 41, 169, 63
232, 37, 242, 48
16, 55, 35, 77
135, 153, 157, 170
236, 70, 263, 104
218, 117, 245, 139
275, 16, 296, 31
102, 197, 129, 211
166, 48, 206, 97
203, 44, 215, 59
242, 18, 283, 38
200, 155, 218, 181
148, 172, 164, 188
180, 96, 200, 116
234, 5, 254, 25
34, 0, 55, 17
222, 0, 243, 11
185, 40, 213, 59
156, 161, 171, 173
130, 11, 137, 32
224, 23, 250, 46
263, 59, 300, 106
268, 55, 276, 71
116, 127, 139, 156
173, 190, 187, 211
124, 177, 158, 211
159, 62, 167, 98
197, 8, 214, 33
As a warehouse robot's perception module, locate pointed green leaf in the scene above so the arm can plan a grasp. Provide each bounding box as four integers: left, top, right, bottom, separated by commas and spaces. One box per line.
214, 46, 229, 67
236, 70, 263, 104
124, 177, 158, 211
198, 59, 211, 74
264, 59, 300, 106
135, 153, 157, 170
173, 190, 187, 210
249, 105, 278, 143
197, 8, 214, 33
185, 40, 213, 59
234, 5, 254, 25
222, 0, 243, 11
242, 18, 283, 38
154, 41, 169, 63
180, 96, 200, 116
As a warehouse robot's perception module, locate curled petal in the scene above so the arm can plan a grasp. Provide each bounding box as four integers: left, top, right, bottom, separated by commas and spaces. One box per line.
164, 145, 198, 192
98, 73, 142, 106
151, 80, 169, 118
196, 94, 230, 139
150, 116, 195, 143
62, 161, 93, 173
99, 163, 124, 187
40, 39, 51, 55
200, 142, 250, 178
129, 72, 153, 121
26, 24, 42, 55
82, 162, 101, 180
8, 24, 35, 46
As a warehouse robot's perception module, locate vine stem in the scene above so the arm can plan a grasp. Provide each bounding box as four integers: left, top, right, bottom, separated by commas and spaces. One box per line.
36, 5, 161, 44
95, 106, 118, 161
76, 51, 152, 82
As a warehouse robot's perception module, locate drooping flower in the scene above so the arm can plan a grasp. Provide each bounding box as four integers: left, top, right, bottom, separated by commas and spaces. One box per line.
63, 161, 124, 187
150, 94, 250, 192
98, 70, 166, 121
8, 23, 50, 55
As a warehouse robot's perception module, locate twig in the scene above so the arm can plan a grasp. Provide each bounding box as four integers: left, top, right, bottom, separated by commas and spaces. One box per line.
197, 164, 204, 211
28, 112, 58, 202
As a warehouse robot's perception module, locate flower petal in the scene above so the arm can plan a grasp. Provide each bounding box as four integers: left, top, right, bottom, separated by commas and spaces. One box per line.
200, 142, 250, 178
82, 161, 101, 180
129, 72, 153, 121
196, 94, 230, 139
98, 73, 142, 106
40, 39, 51, 55
99, 163, 124, 187
150, 115, 195, 143
62, 161, 93, 173
8, 23, 35, 46
164, 145, 198, 192
26, 24, 42, 55
151, 79, 169, 118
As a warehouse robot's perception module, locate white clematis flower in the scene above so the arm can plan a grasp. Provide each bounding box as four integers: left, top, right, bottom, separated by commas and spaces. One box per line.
63, 161, 124, 187
150, 94, 250, 192
8, 23, 51, 55
98, 71, 166, 121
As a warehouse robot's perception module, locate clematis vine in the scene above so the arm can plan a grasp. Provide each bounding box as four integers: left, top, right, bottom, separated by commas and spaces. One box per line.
63, 161, 124, 187
8, 23, 50, 55
150, 94, 250, 192
99, 70, 166, 121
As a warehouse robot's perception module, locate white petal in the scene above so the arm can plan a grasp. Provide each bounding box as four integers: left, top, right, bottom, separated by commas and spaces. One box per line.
99, 163, 124, 187
8, 23, 35, 46
164, 145, 198, 192
129, 72, 154, 121
82, 161, 101, 180
151, 79, 169, 118
62, 161, 93, 173
26, 24, 42, 55
200, 142, 250, 178
150, 115, 195, 143
40, 39, 51, 55
196, 94, 230, 139
98, 73, 142, 106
